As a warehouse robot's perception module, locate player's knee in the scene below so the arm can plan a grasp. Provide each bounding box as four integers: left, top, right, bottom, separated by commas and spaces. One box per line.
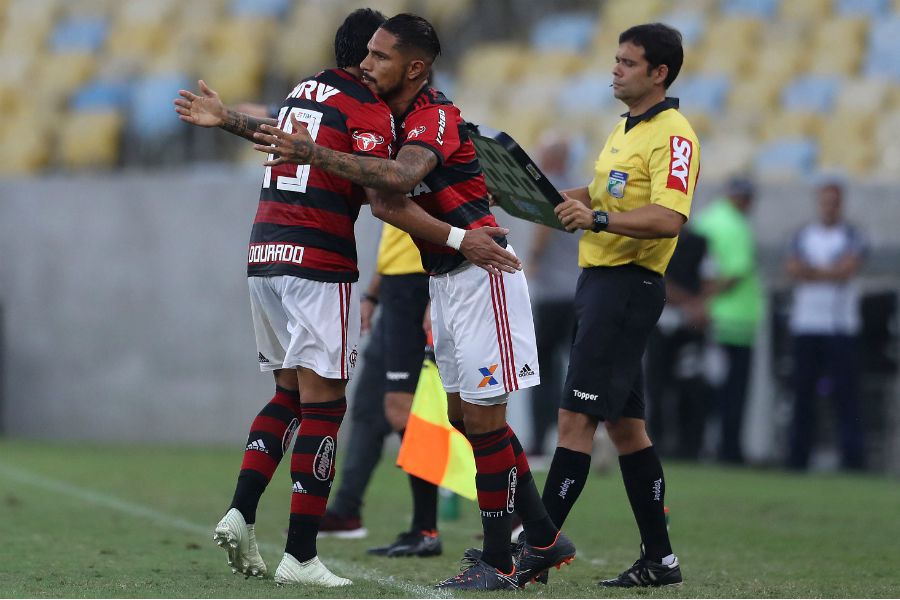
273, 369, 299, 391
557, 409, 599, 452
605, 417, 650, 454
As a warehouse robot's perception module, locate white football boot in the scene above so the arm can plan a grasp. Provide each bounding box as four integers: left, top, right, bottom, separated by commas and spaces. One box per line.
273, 553, 352, 587
213, 508, 267, 578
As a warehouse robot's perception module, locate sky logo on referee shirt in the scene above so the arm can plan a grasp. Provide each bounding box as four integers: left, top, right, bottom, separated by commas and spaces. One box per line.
478, 364, 499, 387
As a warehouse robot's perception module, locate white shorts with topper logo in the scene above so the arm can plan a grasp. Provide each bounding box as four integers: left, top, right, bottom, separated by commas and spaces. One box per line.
429, 246, 540, 404
248, 276, 359, 380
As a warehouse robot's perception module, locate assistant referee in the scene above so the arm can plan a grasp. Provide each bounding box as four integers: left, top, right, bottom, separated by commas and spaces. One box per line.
546, 23, 700, 587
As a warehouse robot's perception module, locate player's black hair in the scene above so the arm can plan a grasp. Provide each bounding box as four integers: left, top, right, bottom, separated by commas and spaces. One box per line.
380, 13, 442, 63
334, 8, 387, 68
619, 23, 683, 88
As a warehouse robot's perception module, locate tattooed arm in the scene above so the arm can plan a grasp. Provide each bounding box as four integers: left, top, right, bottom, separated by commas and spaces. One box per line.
252, 112, 437, 194
174, 79, 276, 142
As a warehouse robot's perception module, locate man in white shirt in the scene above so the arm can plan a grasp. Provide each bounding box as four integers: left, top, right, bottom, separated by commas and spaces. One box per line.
784, 180, 867, 470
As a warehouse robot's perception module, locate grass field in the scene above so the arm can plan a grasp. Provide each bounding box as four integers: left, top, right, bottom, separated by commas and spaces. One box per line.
1, 439, 899, 598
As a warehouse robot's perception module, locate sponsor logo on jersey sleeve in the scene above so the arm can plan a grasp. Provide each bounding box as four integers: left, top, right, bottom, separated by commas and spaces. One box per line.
667, 136, 692, 194
351, 131, 385, 152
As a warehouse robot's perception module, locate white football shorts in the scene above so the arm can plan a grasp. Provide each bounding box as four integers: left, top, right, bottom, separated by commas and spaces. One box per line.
429, 246, 540, 404
248, 276, 359, 380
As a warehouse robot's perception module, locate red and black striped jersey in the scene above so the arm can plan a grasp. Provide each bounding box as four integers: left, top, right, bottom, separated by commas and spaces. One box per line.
248, 68, 394, 282
399, 88, 506, 275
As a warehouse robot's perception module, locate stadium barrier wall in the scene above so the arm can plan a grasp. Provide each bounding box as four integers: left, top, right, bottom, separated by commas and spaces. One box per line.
0, 172, 897, 472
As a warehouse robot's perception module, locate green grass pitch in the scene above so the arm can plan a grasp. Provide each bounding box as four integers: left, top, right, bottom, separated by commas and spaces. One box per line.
1, 439, 899, 598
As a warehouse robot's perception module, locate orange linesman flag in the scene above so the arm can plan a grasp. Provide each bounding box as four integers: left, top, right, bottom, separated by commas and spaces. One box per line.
396, 359, 477, 500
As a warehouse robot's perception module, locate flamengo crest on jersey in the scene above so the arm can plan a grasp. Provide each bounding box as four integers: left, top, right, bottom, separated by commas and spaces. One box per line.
667, 136, 692, 194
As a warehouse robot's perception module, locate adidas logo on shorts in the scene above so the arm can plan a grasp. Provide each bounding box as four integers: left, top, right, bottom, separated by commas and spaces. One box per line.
517, 363, 535, 378
258, 352, 270, 363
246, 439, 268, 453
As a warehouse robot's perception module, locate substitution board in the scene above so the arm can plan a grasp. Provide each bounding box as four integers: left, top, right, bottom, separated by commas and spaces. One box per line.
467, 123, 570, 232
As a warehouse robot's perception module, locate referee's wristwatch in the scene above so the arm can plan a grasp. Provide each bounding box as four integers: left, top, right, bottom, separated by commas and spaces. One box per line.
591, 210, 609, 232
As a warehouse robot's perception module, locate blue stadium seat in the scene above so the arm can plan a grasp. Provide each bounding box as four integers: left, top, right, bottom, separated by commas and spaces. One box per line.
755, 137, 818, 175
230, 0, 291, 19
70, 79, 130, 112
834, 0, 889, 17
670, 75, 730, 114
556, 71, 616, 114
781, 75, 840, 112
50, 16, 109, 53
659, 10, 706, 46
721, 0, 780, 18
530, 12, 597, 52
129, 72, 192, 139
865, 16, 900, 79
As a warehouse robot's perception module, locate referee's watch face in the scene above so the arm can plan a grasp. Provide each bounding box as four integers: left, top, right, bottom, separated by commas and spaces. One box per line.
612, 42, 664, 104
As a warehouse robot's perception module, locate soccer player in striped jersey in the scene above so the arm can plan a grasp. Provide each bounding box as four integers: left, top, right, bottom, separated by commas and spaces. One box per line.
253, 13, 575, 591
174, 8, 516, 588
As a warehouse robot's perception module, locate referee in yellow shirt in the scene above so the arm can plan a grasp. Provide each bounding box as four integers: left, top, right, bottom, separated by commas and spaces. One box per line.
547, 23, 700, 587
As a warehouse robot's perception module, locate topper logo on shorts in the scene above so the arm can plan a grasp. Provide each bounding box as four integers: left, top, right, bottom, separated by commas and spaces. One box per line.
313, 436, 335, 481
506, 467, 518, 513
573, 389, 599, 401
282, 418, 299, 454
478, 364, 499, 387
406, 125, 426, 140
352, 131, 385, 152
667, 136, 692, 193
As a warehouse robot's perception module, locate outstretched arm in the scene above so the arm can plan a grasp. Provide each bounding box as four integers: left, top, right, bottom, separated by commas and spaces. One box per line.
174, 80, 276, 143
252, 113, 436, 194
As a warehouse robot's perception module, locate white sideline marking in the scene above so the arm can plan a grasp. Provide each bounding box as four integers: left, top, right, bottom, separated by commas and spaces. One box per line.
0, 463, 449, 598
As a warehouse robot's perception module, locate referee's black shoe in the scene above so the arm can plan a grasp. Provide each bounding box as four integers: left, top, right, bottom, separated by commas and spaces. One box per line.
599, 546, 682, 588
514, 531, 576, 587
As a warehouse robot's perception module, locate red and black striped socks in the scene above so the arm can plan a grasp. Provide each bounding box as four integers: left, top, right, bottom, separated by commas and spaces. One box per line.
285, 397, 347, 562
230, 386, 302, 524
468, 427, 516, 573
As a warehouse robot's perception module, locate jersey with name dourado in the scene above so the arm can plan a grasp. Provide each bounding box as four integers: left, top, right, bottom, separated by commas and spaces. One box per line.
580, 97, 700, 275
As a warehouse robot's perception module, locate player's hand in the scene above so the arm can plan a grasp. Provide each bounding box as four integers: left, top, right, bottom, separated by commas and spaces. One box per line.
174, 80, 227, 127
253, 113, 314, 166
459, 226, 521, 276
555, 193, 594, 232
360, 295, 377, 334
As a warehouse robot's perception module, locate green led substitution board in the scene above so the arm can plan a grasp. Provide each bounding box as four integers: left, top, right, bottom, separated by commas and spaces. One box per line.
466, 123, 570, 232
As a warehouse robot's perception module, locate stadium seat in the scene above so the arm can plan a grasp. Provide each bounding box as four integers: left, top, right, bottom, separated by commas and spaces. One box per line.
755, 137, 818, 178
818, 112, 875, 174
105, 22, 166, 63
721, 0, 780, 18
865, 16, 900, 79
555, 69, 617, 115
50, 15, 109, 53
696, 134, 756, 181
834, 0, 889, 17
116, 0, 178, 25
32, 52, 97, 107
457, 43, 529, 90
0, 108, 52, 175
780, 0, 832, 19
670, 74, 730, 114
657, 9, 707, 46
531, 12, 597, 52
129, 71, 192, 139
230, 0, 291, 19
70, 78, 130, 111
58, 110, 123, 169
760, 111, 823, 141
599, 0, 666, 35
781, 75, 840, 112
833, 77, 892, 112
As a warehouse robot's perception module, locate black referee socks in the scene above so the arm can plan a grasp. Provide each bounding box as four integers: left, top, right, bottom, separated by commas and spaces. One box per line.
619, 445, 673, 562
541, 447, 592, 528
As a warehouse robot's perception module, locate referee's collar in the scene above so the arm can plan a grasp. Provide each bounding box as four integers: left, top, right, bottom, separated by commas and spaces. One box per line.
622, 97, 679, 133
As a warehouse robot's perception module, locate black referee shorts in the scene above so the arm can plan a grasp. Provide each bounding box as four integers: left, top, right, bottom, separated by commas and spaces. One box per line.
561, 264, 665, 422
380, 273, 430, 394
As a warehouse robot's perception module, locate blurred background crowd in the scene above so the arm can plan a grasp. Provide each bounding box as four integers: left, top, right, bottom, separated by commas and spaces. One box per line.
0, 0, 898, 477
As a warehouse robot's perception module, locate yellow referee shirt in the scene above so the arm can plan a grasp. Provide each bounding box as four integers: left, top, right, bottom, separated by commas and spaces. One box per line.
375, 223, 425, 275
580, 98, 700, 275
